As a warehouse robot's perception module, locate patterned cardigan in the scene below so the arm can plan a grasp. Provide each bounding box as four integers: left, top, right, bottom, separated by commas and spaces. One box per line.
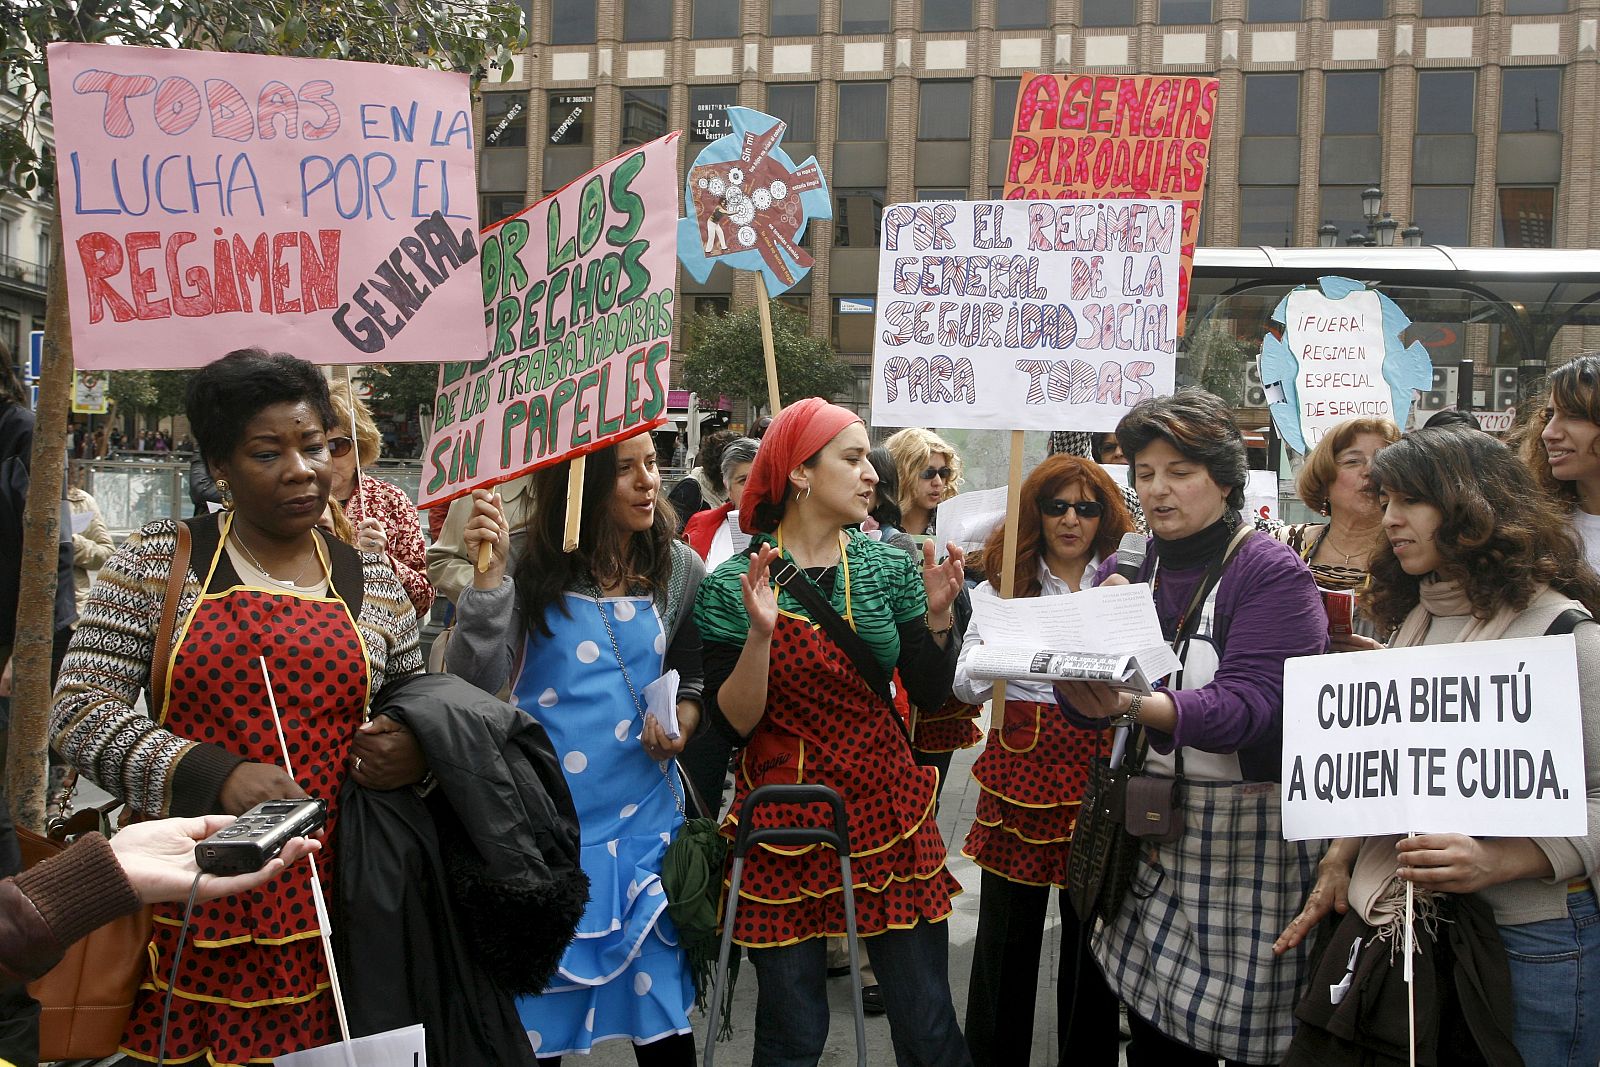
51, 516, 424, 818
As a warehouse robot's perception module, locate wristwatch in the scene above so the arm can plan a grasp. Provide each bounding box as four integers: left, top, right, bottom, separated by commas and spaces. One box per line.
1111, 693, 1144, 728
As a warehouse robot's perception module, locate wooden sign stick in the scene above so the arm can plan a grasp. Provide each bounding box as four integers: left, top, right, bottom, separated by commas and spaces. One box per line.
563, 455, 587, 553
755, 273, 782, 416
474, 483, 498, 573
991, 430, 1027, 709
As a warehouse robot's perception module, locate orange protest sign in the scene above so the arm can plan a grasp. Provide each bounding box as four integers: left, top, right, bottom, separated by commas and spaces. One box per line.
1002, 72, 1218, 330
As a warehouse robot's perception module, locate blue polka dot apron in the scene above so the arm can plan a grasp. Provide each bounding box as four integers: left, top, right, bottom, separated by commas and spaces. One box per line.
122, 518, 368, 1065
509, 591, 694, 1057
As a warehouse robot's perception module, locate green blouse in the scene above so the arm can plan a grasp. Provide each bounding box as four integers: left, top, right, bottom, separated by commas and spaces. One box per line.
694, 528, 929, 670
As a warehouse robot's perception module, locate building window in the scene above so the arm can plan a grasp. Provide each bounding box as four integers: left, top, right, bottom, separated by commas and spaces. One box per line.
922, 0, 971, 31
1238, 187, 1297, 246
1323, 71, 1380, 134
1409, 186, 1471, 244
692, 295, 732, 318
1244, 73, 1299, 135
1160, 0, 1211, 23
692, 0, 738, 37
1420, 0, 1476, 14
832, 297, 877, 356
1501, 67, 1561, 132
624, 0, 672, 41
996, 0, 1049, 28
621, 88, 670, 145
1416, 71, 1475, 134
482, 93, 527, 148
917, 188, 968, 200
690, 85, 737, 142
918, 81, 972, 140
834, 189, 885, 248
1082, 0, 1137, 25
1497, 187, 1555, 247
1506, 0, 1564, 13
1318, 186, 1371, 244
1327, 0, 1382, 16
767, 84, 817, 142
547, 91, 594, 145
992, 78, 1021, 140
482, 195, 527, 227
1247, 0, 1302, 17
838, 83, 887, 140
842, 0, 891, 32
777, 294, 811, 318
551, 0, 596, 43
771, 0, 819, 35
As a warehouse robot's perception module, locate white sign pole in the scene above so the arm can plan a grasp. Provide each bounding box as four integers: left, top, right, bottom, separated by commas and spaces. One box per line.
1405, 835, 1417, 1067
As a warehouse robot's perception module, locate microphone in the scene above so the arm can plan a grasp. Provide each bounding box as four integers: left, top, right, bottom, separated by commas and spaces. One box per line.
1115, 531, 1147, 582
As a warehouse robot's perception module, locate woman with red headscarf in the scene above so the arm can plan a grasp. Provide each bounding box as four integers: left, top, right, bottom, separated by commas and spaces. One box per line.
694, 399, 972, 1067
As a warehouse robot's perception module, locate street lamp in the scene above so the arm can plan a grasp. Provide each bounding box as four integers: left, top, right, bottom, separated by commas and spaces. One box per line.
1402, 224, 1425, 248
1361, 186, 1384, 225
1318, 222, 1340, 249
1374, 212, 1399, 248
1319, 186, 1422, 248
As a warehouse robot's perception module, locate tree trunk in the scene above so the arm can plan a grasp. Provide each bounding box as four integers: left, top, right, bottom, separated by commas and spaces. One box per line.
8, 207, 72, 834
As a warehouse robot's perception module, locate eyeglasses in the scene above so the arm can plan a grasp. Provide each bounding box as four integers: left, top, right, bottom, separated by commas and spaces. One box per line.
1039, 499, 1105, 519
918, 466, 954, 481
328, 436, 354, 458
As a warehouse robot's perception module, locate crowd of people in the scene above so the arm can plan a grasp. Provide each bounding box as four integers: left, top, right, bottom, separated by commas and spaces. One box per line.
7, 343, 1600, 1067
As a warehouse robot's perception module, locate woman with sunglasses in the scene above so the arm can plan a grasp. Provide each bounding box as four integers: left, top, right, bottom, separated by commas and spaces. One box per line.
1522, 352, 1600, 570
954, 454, 1135, 1067
886, 427, 962, 541
326, 379, 434, 620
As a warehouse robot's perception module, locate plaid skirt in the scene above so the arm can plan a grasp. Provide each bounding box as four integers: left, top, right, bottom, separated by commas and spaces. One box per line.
1093, 780, 1325, 1064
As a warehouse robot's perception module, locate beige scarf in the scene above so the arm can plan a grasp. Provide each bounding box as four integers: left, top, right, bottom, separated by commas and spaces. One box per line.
1349, 577, 1562, 930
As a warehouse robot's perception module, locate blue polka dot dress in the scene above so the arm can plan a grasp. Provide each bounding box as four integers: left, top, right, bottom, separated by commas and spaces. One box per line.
510, 592, 694, 1057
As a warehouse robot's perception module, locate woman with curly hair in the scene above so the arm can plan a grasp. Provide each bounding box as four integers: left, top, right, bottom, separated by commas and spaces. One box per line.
1521, 352, 1600, 569
885, 427, 963, 540
954, 454, 1134, 1067
1278, 426, 1600, 1067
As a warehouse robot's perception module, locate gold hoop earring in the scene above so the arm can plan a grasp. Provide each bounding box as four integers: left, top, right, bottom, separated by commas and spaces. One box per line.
216, 478, 234, 511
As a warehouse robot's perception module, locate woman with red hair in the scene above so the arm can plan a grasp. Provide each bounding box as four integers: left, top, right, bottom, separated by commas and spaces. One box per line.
694, 398, 972, 1067
955, 454, 1134, 1067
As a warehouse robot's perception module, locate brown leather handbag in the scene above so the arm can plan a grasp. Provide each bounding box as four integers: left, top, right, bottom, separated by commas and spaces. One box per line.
17, 520, 191, 1059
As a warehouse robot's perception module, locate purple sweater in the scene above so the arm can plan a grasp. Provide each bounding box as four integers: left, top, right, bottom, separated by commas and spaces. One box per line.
1072, 531, 1328, 782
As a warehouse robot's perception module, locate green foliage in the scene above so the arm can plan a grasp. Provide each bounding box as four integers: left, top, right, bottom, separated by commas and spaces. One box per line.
0, 0, 527, 199
680, 302, 855, 419
108, 368, 193, 422
1185, 322, 1254, 407
359, 362, 441, 423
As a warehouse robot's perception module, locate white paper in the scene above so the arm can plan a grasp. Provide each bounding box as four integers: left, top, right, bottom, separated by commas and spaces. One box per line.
275, 1024, 426, 1067
1280, 635, 1586, 841
643, 668, 681, 740
969, 582, 1180, 680
69, 508, 93, 535
725, 511, 752, 555
934, 484, 1008, 551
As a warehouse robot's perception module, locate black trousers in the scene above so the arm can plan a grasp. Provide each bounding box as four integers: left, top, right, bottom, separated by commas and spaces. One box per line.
538, 1030, 694, 1066
1125, 1011, 1267, 1067
964, 870, 1120, 1067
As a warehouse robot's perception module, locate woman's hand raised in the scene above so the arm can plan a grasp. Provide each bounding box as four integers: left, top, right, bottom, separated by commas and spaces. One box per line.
462, 489, 511, 589
921, 540, 966, 622
739, 545, 783, 638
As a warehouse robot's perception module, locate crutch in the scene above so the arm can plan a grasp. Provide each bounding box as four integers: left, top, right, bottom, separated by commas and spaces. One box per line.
703, 784, 867, 1067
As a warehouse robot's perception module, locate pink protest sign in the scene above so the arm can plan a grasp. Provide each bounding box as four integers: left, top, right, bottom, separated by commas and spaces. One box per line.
417, 136, 680, 509
46, 42, 483, 369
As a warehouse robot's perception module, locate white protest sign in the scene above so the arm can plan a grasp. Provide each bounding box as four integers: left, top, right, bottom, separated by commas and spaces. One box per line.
1281, 635, 1586, 841
1244, 470, 1279, 525
275, 1024, 426, 1066
870, 200, 1179, 434
1286, 287, 1391, 449
935, 484, 1009, 551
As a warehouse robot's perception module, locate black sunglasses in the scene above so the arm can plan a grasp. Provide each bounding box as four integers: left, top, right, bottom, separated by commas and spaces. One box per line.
918, 466, 954, 481
1039, 499, 1105, 518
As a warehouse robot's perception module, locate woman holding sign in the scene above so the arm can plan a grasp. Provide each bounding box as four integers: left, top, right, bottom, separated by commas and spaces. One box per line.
448, 430, 706, 1065
695, 397, 971, 1067
1277, 426, 1600, 1067
1056, 389, 1329, 1067
953, 453, 1134, 1067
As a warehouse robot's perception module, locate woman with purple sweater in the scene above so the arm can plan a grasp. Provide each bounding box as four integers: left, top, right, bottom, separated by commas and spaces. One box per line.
1057, 390, 1329, 1067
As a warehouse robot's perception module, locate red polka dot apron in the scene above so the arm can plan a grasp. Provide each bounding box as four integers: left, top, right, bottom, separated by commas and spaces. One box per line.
121, 529, 368, 1065
960, 700, 1104, 888
720, 557, 961, 948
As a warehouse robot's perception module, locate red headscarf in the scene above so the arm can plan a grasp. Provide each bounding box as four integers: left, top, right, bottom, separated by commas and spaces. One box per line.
739, 397, 863, 534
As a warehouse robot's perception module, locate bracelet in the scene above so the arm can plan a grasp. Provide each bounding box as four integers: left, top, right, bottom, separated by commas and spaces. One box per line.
412, 771, 438, 798
926, 610, 954, 636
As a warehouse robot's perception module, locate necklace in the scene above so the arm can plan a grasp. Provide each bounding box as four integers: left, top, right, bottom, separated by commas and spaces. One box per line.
1320, 526, 1374, 567
232, 530, 315, 587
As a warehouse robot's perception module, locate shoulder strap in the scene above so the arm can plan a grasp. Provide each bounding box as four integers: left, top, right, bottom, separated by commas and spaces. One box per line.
1545, 608, 1592, 636
149, 520, 191, 709
769, 559, 910, 744
323, 529, 367, 619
